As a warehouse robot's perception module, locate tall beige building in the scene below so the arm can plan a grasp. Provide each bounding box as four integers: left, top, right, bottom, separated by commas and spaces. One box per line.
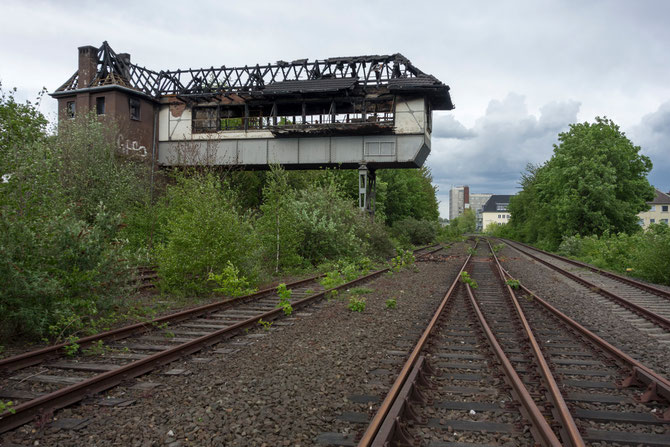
449, 185, 492, 229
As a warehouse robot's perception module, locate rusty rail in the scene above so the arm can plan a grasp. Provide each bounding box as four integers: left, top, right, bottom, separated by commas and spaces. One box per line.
488, 241, 584, 446
1, 244, 441, 372
507, 239, 670, 302
358, 245, 471, 446
495, 244, 670, 416
504, 239, 670, 331
360, 241, 563, 447
0, 244, 444, 434
0, 275, 321, 371
463, 270, 563, 447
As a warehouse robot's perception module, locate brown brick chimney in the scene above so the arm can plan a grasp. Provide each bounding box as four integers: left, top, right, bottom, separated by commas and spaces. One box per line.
464, 186, 470, 206
77, 45, 98, 88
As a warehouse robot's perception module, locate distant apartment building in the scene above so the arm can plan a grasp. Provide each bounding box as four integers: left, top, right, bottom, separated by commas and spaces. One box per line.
481, 195, 514, 229
449, 186, 468, 221
448, 185, 492, 230
638, 189, 670, 228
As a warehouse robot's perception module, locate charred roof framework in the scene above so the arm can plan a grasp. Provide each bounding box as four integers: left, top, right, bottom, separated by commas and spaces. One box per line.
54, 42, 453, 110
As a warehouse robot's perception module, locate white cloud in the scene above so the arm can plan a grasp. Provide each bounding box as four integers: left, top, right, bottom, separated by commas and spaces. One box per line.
428, 94, 580, 217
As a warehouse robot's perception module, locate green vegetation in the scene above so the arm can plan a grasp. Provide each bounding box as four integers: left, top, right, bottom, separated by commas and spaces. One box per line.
1, 87, 145, 341
507, 117, 654, 250
559, 224, 670, 285
258, 318, 273, 331
62, 336, 80, 357
348, 287, 373, 295
484, 117, 668, 285
0, 400, 15, 415
347, 297, 366, 312
0, 83, 442, 344
385, 298, 397, 309
391, 249, 415, 272
441, 209, 476, 241
276, 283, 293, 316
505, 279, 521, 289
392, 217, 438, 246
208, 261, 257, 297
460, 271, 478, 289
320, 270, 346, 289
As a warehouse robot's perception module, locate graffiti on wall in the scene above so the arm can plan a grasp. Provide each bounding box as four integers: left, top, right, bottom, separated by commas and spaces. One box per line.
117, 134, 148, 158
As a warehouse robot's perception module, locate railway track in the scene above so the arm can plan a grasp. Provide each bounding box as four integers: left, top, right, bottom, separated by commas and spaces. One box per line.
503, 239, 670, 343
359, 240, 670, 446
0, 244, 443, 434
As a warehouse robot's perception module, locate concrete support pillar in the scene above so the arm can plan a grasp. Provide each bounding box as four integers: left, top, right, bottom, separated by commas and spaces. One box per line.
358, 164, 376, 219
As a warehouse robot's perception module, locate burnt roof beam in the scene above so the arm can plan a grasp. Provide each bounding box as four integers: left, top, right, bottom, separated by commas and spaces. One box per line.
53, 43, 451, 109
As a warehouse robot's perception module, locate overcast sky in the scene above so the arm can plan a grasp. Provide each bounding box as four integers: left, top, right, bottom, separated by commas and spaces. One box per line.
1, 0, 668, 217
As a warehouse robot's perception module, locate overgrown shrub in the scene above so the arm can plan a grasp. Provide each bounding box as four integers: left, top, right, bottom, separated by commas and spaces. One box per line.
54, 114, 150, 223
392, 217, 437, 246
0, 90, 138, 341
558, 224, 670, 285
0, 203, 130, 340
154, 172, 257, 294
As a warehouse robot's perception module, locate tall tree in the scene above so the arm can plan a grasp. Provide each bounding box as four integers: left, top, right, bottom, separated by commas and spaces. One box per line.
508, 117, 654, 249
378, 166, 439, 226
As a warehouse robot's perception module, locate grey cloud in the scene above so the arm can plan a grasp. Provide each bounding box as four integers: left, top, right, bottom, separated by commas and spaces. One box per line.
630, 101, 670, 192
432, 115, 477, 139
427, 94, 581, 214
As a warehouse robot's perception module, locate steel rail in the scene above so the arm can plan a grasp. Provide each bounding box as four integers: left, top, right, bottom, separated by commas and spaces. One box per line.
0, 275, 321, 372
506, 239, 670, 302
496, 257, 670, 409
371, 355, 430, 446
487, 241, 585, 446
357, 245, 472, 447
361, 241, 562, 447
503, 239, 670, 331
464, 269, 563, 447
0, 245, 444, 434
0, 244, 441, 372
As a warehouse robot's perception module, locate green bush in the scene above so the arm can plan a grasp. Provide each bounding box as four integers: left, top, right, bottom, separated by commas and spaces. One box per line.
391, 217, 437, 246
208, 261, 256, 297
558, 224, 670, 285
0, 91, 138, 341
154, 172, 257, 294
0, 203, 130, 340
347, 297, 366, 312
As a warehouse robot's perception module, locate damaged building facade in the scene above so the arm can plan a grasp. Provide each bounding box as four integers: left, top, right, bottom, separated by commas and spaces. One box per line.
51, 42, 453, 211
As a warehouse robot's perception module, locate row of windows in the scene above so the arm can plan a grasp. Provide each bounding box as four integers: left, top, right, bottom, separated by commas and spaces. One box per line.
497, 214, 510, 219
65, 97, 141, 121
649, 205, 669, 212
192, 100, 395, 133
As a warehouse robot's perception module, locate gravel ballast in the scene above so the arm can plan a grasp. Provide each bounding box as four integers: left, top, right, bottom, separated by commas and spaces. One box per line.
499, 243, 670, 378
1, 247, 466, 446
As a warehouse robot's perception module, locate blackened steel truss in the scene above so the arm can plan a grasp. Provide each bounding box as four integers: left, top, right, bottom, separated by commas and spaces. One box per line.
54, 42, 452, 108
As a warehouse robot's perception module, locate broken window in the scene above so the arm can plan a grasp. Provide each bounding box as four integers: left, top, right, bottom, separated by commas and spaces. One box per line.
66, 101, 75, 119
192, 107, 218, 133
129, 98, 141, 121
96, 97, 105, 115
191, 98, 395, 133
220, 106, 246, 131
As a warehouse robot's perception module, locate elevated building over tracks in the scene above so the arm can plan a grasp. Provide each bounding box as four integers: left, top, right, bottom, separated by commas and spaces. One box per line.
51, 42, 454, 211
